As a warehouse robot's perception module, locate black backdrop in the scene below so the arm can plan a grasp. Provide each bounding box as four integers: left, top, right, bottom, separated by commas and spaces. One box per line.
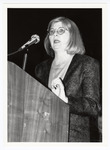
8, 8, 102, 80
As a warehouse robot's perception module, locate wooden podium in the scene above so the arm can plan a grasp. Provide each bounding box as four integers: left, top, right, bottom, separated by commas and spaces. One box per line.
8, 62, 69, 142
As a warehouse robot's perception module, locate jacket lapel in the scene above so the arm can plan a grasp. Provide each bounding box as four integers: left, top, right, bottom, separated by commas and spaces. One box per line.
45, 58, 53, 85
63, 54, 79, 83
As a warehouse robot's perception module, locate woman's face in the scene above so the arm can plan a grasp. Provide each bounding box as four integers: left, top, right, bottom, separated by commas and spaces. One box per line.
49, 21, 70, 53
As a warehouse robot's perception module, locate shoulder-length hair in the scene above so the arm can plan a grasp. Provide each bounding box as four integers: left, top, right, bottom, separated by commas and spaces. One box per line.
44, 16, 85, 57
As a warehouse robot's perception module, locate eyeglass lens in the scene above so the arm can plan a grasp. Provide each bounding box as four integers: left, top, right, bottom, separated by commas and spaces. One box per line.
49, 27, 66, 35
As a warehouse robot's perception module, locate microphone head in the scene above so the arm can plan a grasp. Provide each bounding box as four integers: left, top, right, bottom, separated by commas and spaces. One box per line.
31, 34, 40, 44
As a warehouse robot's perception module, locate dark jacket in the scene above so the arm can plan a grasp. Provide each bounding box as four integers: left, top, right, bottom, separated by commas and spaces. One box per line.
35, 54, 101, 142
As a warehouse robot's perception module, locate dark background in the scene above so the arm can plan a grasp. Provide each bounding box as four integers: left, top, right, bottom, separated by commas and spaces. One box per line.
8, 8, 102, 81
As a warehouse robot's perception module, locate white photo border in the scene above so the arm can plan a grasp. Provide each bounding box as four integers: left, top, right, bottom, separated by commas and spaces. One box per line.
0, 1, 110, 150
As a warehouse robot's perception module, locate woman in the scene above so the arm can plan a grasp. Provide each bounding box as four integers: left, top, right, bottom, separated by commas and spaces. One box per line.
35, 16, 101, 142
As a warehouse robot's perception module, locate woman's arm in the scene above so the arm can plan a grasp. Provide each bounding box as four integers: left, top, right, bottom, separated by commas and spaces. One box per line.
68, 59, 101, 116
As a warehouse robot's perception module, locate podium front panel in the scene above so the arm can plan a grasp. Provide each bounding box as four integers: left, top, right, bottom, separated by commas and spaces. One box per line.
8, 62, 69, 142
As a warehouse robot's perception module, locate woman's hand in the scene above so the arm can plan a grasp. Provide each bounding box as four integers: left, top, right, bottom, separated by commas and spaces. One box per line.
51, 78, 68, 103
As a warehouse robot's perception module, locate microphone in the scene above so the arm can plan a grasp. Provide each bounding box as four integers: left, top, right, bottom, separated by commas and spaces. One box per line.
20, 34, 40, 50
8, 34, 40, 56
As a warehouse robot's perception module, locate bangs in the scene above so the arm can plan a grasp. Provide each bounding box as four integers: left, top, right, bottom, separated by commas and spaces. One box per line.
48, 17, 71, 31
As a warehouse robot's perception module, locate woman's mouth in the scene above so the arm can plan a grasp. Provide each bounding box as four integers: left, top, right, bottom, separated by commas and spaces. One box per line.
54, 40, 60, 43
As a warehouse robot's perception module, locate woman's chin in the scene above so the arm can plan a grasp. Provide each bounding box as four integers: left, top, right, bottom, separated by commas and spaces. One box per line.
53, 47, 61, 51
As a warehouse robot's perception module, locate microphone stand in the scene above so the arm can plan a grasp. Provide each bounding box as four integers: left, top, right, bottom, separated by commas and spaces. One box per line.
22, 48, 29, 71
8, 34, 40, 71
8, 45, 29, 71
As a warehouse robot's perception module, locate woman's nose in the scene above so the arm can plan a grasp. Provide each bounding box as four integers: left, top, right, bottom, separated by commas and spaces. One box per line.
54, 31, 58, 36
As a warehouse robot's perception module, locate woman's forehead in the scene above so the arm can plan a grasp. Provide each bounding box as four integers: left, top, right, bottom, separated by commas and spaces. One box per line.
51, 21, 67, 29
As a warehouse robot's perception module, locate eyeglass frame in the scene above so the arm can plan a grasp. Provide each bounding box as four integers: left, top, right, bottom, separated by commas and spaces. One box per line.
48, 27, 68, 36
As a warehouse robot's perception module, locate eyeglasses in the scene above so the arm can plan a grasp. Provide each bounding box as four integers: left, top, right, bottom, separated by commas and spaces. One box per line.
48, 27, 68, 36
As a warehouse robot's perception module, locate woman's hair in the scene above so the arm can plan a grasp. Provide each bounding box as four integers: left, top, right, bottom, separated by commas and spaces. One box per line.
44, 16, 85, 57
